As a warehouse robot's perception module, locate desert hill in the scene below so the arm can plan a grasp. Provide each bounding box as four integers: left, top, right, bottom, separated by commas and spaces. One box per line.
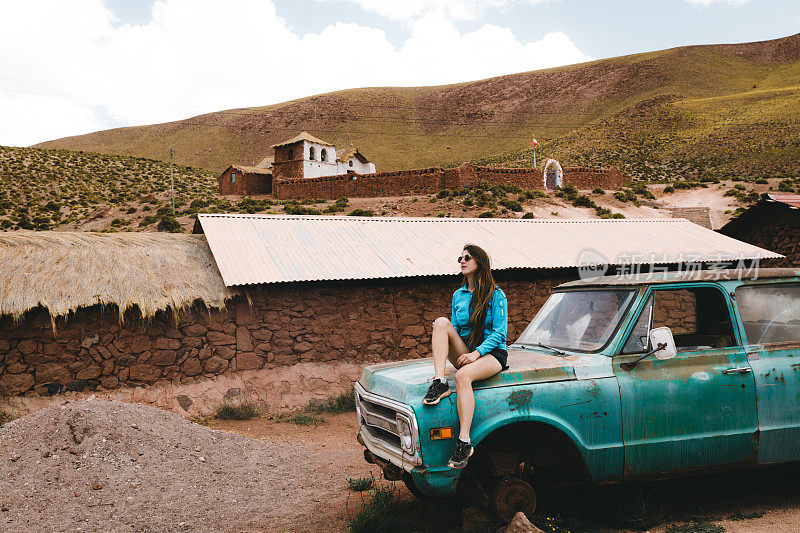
35, 34, 800, 179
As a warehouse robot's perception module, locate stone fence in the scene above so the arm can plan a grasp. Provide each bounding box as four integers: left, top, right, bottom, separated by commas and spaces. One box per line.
0, 273, 569, 414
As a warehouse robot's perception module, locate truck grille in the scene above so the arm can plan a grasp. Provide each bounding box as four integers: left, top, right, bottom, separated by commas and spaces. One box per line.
355, 383, 421, 469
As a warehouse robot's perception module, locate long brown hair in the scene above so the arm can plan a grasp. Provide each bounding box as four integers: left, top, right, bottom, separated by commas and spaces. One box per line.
462, 244, 496, 350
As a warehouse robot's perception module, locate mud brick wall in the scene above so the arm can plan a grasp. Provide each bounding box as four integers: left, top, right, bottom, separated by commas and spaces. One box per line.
272, 145, 304, 181
0, 272, 571, 397
273, 162, 626, 200
218, 168, 272, 196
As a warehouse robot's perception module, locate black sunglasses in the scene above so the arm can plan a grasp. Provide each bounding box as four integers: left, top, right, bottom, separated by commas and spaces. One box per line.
457, 254, 472, 263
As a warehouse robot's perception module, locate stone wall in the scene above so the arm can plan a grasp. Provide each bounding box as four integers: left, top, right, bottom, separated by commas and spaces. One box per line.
273, 162, 626, 200
272, 144, 304, 181
0, 272, 570, 407
719, 206, 800, 267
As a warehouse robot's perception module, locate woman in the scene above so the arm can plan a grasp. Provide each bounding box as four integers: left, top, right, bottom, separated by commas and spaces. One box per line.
422, 244, 508, 469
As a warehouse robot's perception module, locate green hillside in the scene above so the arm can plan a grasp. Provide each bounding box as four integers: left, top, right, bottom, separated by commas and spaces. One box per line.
33, 34, 800, 178
0, 146, 218, 231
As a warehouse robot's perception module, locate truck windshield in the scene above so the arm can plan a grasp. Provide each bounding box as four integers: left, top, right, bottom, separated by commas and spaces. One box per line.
515, 289, 636, 353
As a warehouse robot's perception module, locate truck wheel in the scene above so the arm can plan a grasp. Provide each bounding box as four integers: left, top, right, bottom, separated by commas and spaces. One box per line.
492, 476, 537, 523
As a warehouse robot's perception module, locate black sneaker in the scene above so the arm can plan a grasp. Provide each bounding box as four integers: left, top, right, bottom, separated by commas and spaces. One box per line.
422, 380, 451, 405
448, 439, 473, 469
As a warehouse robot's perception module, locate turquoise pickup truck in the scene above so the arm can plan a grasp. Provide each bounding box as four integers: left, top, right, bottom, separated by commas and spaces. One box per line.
355, 268, 800, 521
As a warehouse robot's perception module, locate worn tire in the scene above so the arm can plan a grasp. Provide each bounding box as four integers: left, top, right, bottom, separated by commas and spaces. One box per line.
491, 476, 537, 523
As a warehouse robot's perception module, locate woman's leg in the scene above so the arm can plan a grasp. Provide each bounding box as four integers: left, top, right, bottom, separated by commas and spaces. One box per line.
454, 355, 502, 440
431, 317, 470, 380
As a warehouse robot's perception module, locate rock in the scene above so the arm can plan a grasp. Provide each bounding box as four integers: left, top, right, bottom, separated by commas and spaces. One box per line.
497, 512, 544, 533
204, 356, 228, 374
0, 373, 35, 394
183, 336, 203, 348
215, 345, 236, 360
180, 358, 202, 377
252, 329, 272, 341
198, 346, 213, 361
183, 324, 208, 336
5, 362, 27, 374
236, 327, 253, 352
128, 364, 162, 382
207, 332, 236, 345
176, 394, 193, 411
17, 339, 37, 355
223, 388, 241, 399
164, 328, 182, 339
462, 506, 493, 533
128, 338, 150, 354
151, 350, 177, 366
402, 325, 426, 336
235, 352, 263, 371
35, 363, 72, 384
65, 380, 88, 392
222, 323, 237, 335
75, 365, 101, 380
80, 334, 100, 349
0, 340, 10, 352
293, 341, 313, 353
100, 376, 119, 389
155, 337, 181, 350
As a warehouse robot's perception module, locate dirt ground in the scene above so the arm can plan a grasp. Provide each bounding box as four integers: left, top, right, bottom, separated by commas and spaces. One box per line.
4, 398, 800, 532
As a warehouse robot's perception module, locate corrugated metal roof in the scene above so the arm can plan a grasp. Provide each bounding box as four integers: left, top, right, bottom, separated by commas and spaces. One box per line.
766, 193, 800, 209
195, 214, 783, 287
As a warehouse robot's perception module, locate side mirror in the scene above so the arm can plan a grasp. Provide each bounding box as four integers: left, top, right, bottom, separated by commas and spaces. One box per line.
649, 327, 677, 360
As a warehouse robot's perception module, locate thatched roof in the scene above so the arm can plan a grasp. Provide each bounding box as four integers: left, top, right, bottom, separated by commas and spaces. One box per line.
228, 164, 272, 176
272, 131, 334, 148
0, 231, 236, 323
337, 145, 370, 164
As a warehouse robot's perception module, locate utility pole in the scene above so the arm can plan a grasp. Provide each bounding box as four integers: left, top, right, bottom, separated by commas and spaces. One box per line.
170, 147, 175, 215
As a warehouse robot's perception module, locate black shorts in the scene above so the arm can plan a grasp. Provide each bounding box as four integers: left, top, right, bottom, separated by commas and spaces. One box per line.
485, 347, 509, 370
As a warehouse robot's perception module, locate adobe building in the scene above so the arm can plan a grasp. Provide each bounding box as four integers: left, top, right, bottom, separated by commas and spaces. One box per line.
0, 217, 779, 419
218, 156, 273, 195
271, 132, 376, 181
719, 193, 800, 267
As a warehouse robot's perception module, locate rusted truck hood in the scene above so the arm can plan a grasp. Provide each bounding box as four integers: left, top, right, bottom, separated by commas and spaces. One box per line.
359, 349, 613, 405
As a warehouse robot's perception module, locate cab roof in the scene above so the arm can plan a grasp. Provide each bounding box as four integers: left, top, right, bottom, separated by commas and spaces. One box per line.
558, 268, 800, 289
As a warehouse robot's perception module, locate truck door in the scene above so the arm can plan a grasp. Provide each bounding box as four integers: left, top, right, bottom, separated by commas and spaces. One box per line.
734, 282, 800, 464
614, 284, 758, 476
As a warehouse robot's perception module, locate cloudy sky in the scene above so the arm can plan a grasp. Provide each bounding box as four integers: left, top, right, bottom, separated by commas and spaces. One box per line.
1, 0, 798, 147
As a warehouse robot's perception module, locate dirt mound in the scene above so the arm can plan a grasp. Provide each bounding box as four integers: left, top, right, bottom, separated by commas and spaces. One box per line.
0, 398, 340, 532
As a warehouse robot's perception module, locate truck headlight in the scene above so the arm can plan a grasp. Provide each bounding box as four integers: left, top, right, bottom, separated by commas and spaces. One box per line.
396, 414, 414, 454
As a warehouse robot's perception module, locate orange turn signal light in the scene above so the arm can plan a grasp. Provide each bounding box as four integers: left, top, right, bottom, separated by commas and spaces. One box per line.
430, 427, 455, 440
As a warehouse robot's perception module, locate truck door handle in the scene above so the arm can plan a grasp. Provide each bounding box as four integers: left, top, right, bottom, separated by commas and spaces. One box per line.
722, 367, 752, 375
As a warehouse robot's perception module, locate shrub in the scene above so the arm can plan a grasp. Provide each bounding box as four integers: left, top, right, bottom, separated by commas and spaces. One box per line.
348, 209, 374, 217
347, 485, 399, 533
347, 477, 374, 492
521, 212, 534, 219
306, 391, 356, 414
477, 210, 494, 218
663, 186, 674, 193
428, 197, 437, 203
125, 207, 137, 214
140, 215, 159, 227
573, 195, 596, 208
157, 215, 183, 233
110, 217, 130, 227
614, 192, 628, 202
215, 401, 260, 421
499, 198, 523, 212
281, 413, 324, 426
778, 179, 795, 192
755, 178, 768, 184
592, 187, 605, 194
437, 189, 450, 198
462, 197, 474, 207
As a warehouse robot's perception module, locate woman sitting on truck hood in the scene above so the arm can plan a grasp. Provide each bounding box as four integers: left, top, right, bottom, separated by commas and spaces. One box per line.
422, 243, 508, 469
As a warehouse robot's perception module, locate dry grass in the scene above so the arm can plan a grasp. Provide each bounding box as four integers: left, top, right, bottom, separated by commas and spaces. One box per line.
0, 231, 235, 323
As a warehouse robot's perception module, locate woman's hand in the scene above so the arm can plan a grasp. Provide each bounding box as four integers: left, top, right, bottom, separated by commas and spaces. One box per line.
456, 350, 481, 367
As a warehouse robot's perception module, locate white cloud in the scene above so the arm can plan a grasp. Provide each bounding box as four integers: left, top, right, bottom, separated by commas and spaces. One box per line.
314, 0, 554, 21
682, 0, 751, 6
0, 0, 590, 146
